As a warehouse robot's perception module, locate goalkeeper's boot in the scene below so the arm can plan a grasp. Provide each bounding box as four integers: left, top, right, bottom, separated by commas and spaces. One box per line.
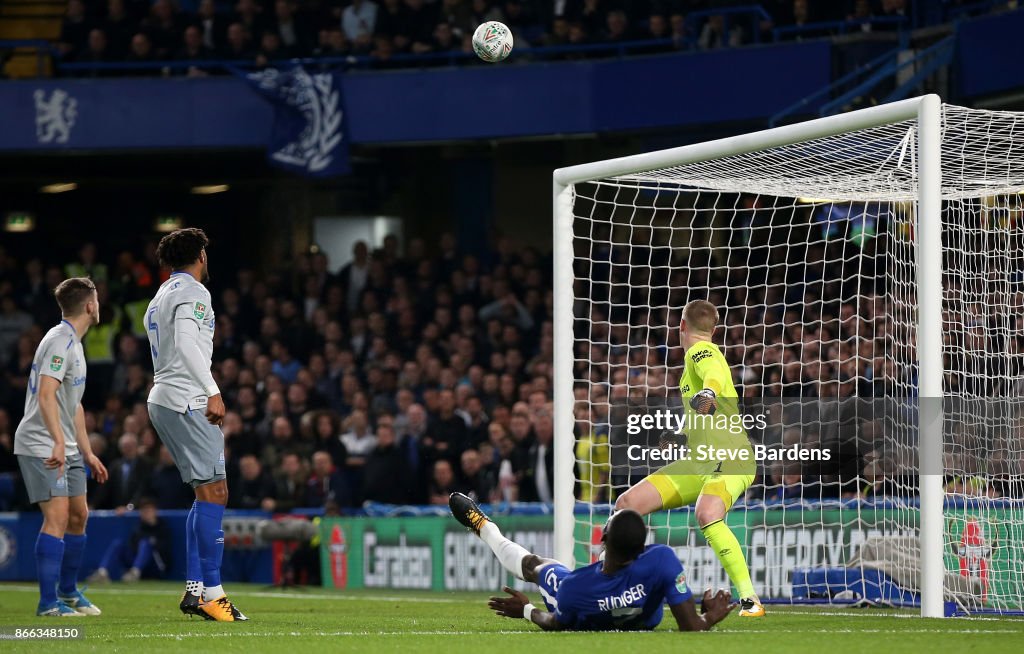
57, 589, 101, 615
449, 492, 490, 535
180, 590, 211, 620
199, 595, 249, 622
739, 597, 766, 618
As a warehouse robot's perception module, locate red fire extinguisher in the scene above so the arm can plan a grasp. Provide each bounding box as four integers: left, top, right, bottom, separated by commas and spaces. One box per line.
958, 520, 991, 601
590, 526, 603, 563
330, 525, 348, 589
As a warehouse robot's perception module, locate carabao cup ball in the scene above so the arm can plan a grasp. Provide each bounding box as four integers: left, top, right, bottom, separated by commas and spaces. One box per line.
472, 21, 513, 63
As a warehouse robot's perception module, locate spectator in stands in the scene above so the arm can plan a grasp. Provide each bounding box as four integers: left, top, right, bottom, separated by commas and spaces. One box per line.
519, 410, 553, 503
544, 16, 569, 45
0, 297, 33, 369
221, 23, 252, 59
847, 0, 876, 33
459, 448, 494, 501
0, 409, 15, 475
879, 0, 909, 28
310, 410, 347, 467
427, 458, 458, 505
362, 423, 410, 503
93, 432, 151, 511
104, 0, 135, 59
340, 408, 376, 471
313, 27, 350, 59
375, 0, 408, 49
230, 454, 277, 509
470, 0, 503, 29
233, 0, 268, 43
271, 0, 311, 57
255, 32, 286, 67
402, 0, 439, 51
428, 22, 461, 55
338, 241, 370, 314
262, 415, 301, 468
175, 25, 214, 62
270, 451, 308, 512
575, 0, 605, 36
143, 0, 183, 59
271, 341, 301, 384
428, 389, 467, 459
75, 29, 113, 73
697, 14, 742, 50
305, 450, 350, 507
126, 32, 159, 67
58, 0, 91, 60
88, 498, 170, 582
147, 445, 193, 509
765, 462, 803, 501
342, 0, 379, 53
193, 0, 226, 52
602, 9, 632, 42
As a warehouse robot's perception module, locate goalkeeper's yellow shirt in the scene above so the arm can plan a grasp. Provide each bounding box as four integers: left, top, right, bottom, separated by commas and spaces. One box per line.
678, 340, 752, 455
575, 430, 609, 503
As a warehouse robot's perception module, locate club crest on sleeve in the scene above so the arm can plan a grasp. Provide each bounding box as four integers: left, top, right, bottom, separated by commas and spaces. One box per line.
194, 302, 207, 320
675, 571, 687, 593
50, 355, 64, 371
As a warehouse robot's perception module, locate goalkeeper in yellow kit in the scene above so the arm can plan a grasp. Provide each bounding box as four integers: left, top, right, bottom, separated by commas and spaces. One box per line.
615, 300, 764, 618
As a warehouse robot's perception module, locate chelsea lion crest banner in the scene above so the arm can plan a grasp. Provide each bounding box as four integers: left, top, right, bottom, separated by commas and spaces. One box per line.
241, 66, 350, 177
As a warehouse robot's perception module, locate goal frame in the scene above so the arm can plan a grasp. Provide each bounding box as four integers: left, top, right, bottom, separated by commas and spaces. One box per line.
551, 94, 945, 618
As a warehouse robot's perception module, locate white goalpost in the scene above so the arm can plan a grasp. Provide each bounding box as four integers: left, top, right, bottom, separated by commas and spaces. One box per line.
552, 95, 1024, 618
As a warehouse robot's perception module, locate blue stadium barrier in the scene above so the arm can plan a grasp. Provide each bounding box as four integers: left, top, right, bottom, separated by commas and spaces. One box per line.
0, 509, 274, 583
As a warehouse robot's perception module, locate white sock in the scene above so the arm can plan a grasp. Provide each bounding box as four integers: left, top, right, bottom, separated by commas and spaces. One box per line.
186, 580, 203, 597
203, 585, 224, 601
479, 521, 530, 581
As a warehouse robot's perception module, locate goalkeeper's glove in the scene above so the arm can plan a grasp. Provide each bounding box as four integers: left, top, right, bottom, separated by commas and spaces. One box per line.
689, 388, 717, 415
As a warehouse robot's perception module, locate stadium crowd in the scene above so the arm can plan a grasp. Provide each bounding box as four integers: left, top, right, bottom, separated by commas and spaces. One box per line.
54, 0, 936, 75
1, 212, 1020, 513
0, 234, 565, 511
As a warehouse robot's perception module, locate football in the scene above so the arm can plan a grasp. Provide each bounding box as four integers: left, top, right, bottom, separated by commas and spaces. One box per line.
472, 21, 514, 63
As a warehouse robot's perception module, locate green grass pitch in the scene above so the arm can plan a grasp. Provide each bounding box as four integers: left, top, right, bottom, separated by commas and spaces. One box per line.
0, 581, 1021, 653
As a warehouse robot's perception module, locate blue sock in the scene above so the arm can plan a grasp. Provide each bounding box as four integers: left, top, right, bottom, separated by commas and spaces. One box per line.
186, 501, 202, 584
59, 533, 86, 595
194, 501, 225, 589
35, 533, 64, 606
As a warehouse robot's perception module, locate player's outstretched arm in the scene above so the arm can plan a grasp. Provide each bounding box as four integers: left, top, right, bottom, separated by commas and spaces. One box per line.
487, 586, 565, 631
670, 590, 736, 631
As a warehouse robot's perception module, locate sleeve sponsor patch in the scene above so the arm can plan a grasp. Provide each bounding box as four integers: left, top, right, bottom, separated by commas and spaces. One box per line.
675, 571, 688, 593
193, 301, 207, 320
690, 349, 712, 364
50, 355, 64, 371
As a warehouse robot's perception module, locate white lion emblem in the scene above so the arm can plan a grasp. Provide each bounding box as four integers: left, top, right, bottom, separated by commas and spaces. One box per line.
34, 88, 78, 144
251, 68, 343, 174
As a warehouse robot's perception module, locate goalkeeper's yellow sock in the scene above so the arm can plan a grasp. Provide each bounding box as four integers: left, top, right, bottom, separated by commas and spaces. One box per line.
701, 519, 756, 599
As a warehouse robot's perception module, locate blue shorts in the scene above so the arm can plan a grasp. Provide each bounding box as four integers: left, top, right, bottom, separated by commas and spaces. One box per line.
536, 563, 571, 612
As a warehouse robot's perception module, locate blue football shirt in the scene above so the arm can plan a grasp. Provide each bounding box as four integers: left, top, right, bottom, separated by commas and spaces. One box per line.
552, 544, 692, 630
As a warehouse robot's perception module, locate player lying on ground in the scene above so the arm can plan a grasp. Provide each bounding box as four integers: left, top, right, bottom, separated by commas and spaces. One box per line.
14, 277, 109, 616
450, 492, 735, 631
615, 299, 764, 617
146, 228, 247, 622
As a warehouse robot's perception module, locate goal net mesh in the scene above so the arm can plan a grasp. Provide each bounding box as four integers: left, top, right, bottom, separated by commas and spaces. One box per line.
565, 105, 1024, 613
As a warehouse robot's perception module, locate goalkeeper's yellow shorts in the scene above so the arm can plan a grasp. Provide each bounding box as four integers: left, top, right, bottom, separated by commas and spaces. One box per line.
644, 465, 755, 512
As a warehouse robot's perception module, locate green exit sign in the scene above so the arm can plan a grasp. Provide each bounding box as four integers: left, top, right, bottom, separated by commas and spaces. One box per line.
5, 212, 35, 232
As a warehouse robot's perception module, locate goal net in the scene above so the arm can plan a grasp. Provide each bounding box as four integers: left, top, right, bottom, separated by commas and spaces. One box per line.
552, 97, 1024, 616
